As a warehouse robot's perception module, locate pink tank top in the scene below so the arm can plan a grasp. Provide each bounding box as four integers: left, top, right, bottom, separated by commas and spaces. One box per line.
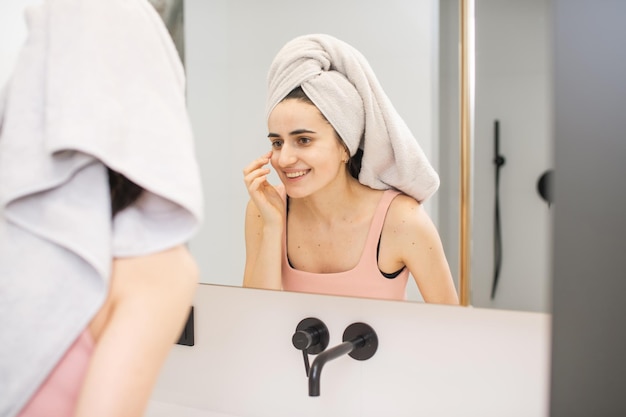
282, 190, 409, 300
17, 330, 94, 417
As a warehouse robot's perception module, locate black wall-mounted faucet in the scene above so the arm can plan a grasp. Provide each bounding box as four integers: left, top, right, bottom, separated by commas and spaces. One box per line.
292, 318, 330, 377
308, 322, 378, 397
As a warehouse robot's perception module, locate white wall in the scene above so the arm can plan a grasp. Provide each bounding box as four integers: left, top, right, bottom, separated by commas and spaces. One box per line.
149, 284, 550, 417
185, 0, 440, 301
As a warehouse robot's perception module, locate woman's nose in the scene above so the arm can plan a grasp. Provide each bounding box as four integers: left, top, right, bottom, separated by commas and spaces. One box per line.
277, 144, 297, 166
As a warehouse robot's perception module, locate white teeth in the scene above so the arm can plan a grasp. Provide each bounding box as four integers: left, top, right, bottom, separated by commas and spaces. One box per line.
285, 170, 308, 178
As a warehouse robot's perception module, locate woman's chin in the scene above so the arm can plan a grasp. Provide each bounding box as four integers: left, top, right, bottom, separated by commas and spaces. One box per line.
283, 183, 311, 199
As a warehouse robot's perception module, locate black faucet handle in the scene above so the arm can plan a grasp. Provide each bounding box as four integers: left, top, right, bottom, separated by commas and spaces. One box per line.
293, 318, 330, 377
292, 317, 329, 354
292, 329, 319, 351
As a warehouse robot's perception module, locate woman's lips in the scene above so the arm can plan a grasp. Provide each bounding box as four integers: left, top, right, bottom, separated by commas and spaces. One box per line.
284, 170, 310, 179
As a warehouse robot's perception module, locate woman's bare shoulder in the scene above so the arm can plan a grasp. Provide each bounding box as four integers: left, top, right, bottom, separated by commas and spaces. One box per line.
115, 244, 197, 279
90, 245, 197, 341
387, 192, 426, 220
384, 193, 437, 239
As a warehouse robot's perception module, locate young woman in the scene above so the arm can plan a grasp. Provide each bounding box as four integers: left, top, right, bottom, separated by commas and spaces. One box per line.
243, 35, 458, 304
0, 1, 203, 416
15, 173, 199, 417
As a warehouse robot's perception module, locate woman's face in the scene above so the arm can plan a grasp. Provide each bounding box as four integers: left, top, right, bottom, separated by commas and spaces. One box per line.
268, 99, 349, 198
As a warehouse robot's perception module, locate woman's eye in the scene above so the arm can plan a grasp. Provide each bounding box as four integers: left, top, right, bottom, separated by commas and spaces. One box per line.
271, 140, 283, 149
298, 137, 311, 145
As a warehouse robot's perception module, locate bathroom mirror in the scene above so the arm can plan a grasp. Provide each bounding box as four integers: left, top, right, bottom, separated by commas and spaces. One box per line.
185, 0, 553, 313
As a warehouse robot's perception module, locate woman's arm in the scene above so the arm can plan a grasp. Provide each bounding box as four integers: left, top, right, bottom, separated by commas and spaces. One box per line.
243, 200, 283, 290
385, 196, 459, 305
242, 152, 285, 290
76, 245, 198, 417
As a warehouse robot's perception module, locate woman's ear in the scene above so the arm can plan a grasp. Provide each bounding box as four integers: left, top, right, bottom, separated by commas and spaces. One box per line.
341, 145, 350, 164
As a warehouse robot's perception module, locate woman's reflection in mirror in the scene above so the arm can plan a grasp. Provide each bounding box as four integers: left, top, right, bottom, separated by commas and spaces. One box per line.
243, 34, 458, 305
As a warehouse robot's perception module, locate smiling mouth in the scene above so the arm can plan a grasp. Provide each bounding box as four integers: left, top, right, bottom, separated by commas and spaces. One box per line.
284, 170, 309, 179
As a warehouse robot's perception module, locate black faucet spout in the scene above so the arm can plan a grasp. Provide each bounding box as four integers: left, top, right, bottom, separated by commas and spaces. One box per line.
300, 322, 377, 397
308, 339, 362, 396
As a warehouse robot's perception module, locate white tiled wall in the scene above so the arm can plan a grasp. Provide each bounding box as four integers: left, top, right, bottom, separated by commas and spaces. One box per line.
148, 284, 550, 417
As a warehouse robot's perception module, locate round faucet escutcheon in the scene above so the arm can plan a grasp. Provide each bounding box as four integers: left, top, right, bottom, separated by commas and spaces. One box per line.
343, 322, 378, 360
292, 317, 329, 354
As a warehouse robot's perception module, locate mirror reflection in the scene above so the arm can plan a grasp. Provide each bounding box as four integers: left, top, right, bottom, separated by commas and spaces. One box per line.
186, 0, 553, 312
240, 34, 458, 305
471, 0, 552, 312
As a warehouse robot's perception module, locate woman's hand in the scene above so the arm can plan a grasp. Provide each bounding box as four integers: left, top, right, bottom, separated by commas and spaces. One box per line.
243, 151, 284, 227
242, 151, 284, 290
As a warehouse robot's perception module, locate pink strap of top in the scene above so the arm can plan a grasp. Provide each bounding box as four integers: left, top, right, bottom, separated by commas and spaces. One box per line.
282, 189, 409, 300
17, 330, 94, 417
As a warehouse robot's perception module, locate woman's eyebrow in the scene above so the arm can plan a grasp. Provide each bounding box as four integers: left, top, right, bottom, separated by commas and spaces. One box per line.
289, 129, 316, 135
268, 129, 316, 138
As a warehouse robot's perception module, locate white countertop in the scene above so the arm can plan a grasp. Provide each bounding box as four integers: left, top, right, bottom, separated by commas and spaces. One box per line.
146, 400, 239, 417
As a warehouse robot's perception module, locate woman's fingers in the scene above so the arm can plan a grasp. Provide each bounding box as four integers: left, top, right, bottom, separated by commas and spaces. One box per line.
243, 152, 273, 191
248, 174, 269, 192
244, 167, 270, 188
242, 151, 283, 223
242, 151, 272, 177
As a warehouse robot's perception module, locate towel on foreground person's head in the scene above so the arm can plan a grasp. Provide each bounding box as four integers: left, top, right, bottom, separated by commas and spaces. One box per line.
266, 33, 439, 203
0, 0, 203, 415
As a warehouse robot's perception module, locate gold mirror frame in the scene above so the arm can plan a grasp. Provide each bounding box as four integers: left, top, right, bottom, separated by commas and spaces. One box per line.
459, 0, 474, 306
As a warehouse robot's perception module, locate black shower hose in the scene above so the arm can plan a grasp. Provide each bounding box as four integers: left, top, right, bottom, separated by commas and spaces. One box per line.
491, 120, 505, 300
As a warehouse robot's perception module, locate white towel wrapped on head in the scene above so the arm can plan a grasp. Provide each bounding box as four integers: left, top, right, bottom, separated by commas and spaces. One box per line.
0, 0, 203, 415
266, 33, 439, 203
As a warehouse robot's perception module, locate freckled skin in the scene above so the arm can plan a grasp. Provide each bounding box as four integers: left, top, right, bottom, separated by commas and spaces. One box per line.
267, 100, 349, 199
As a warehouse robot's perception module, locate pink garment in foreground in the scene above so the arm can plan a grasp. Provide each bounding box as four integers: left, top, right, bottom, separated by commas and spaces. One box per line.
282, 190, 409, 300
17, 330, 94, 417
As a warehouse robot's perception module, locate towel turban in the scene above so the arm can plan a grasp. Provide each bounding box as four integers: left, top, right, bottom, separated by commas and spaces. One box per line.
266, 33, 439, 203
